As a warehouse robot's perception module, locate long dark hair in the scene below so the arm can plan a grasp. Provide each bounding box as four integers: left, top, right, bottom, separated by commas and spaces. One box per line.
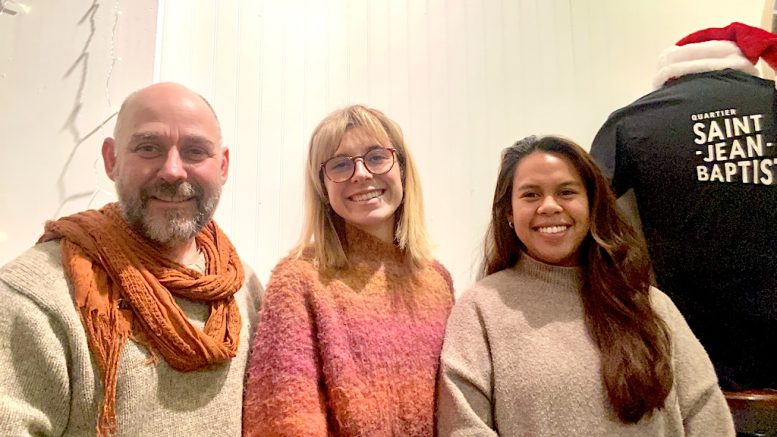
482, 135, 673, 423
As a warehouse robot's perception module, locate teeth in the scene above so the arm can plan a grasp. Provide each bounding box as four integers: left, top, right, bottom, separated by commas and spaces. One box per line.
538, 225, 568, 234
351, 190, 382, 202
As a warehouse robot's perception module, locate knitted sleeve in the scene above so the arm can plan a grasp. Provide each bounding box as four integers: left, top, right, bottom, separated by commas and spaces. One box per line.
242, 259, 327, 437
432, 260, 455, 298
0, 281, 71, 436
436, 289, 498, 436
651, 288, 736, 437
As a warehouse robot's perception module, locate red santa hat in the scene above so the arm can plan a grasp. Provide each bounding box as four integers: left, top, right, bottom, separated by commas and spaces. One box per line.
653, 22, 776, 89
677, 22, 777, 69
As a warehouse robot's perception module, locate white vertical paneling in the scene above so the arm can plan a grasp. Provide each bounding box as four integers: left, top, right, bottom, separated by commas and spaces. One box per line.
424, 0, 461, 276
211, 1, 239, 233
367, 0, 391, 109
500, 0, 526, 141
0, 0, 156, 266
278, 0, 307, 256
347, 1, 370, 103
254, 0, 287, 280
387, 0, 410, 119
480, 0, 508, 144
406, 0, 431, 149
157, 0, 217, 90
302, 0, 329, 137
326, 0, 350, 109
226, 0, 263, 275
150, 0, 765, 290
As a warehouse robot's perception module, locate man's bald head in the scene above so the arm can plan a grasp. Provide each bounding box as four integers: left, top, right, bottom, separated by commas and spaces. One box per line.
113, 82, 222, 146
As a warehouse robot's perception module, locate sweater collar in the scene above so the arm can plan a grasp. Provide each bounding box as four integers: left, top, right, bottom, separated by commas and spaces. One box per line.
514, 253, 583, 290
652, 40, 759, 89
343, 223, 404, 263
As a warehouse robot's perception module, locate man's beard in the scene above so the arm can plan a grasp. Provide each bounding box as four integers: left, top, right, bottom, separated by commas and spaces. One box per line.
117, 180, 220, 247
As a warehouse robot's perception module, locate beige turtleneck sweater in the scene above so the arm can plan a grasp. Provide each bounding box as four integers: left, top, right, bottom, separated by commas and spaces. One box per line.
437, 255, 734, 436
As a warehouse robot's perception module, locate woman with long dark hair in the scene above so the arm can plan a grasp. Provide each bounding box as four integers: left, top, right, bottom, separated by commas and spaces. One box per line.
437, 135, 733, 435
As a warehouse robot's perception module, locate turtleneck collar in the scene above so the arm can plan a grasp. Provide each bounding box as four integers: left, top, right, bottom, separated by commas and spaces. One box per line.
513, 253, 584, 291
343, 223, 404, 264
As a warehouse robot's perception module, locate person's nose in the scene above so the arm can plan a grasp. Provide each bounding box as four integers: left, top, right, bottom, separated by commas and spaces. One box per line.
537, 195, 563, 214
349, 158, 373, 183
158, 147, 187, 183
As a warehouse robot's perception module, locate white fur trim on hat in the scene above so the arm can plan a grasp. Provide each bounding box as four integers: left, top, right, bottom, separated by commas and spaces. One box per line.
652, 40, 758, 89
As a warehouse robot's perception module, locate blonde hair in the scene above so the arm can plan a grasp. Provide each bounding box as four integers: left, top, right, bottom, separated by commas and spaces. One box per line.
293, 105, 432, 270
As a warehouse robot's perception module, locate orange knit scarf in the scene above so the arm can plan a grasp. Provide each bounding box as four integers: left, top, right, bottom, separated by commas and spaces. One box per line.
38, 203, 245, 436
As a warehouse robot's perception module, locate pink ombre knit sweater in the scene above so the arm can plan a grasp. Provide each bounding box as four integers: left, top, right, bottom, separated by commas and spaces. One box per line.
243, 226, 454, 436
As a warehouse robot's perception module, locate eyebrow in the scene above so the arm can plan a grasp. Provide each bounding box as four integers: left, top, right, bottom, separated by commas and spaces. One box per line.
129, 132, 216, 148
330, 144, 384, 158
182, 136, 217, 149
515, 180, 584, 191
130, 132, 164, 143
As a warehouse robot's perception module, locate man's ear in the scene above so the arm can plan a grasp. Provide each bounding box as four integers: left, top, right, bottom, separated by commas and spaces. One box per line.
220, 147, 230, 185
102, 138, 117, 181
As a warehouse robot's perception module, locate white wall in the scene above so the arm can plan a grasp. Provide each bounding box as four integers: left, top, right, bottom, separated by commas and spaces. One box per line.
0, 0, 157, 262
0, 0, 766, 292
155, 0, 765, 290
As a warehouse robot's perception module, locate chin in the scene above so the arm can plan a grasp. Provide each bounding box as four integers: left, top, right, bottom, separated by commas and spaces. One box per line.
347, 214, 395, 232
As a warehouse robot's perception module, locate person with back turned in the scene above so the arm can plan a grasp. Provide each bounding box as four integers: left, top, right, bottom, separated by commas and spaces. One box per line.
590, 23, 777, 392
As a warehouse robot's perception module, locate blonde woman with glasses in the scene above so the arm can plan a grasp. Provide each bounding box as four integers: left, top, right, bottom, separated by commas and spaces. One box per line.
243, 105, 454, 436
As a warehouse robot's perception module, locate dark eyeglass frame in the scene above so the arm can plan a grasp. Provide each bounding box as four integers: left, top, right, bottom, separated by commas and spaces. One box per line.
320, 147, 397, 183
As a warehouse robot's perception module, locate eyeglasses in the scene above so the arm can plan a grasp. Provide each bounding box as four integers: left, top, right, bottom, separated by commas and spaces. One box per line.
321, 148, 397, 183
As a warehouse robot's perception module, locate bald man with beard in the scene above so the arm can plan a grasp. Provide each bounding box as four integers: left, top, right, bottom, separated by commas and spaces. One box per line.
0, 83, 263, 436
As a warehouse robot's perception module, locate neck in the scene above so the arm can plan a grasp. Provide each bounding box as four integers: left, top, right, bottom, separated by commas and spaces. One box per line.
353, 221, 395, 244
162, 239, 200, 265
516, 253, 584, 289
343, 222, 405, 265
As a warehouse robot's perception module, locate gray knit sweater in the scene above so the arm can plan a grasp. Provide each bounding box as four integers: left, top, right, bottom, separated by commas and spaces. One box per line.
0, 240, 264, 436
437, 255, 734, 436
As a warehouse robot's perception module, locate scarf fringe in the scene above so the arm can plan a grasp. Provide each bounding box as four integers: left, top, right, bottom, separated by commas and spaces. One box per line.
43, 203, 245, 436
80, 309, 129, 437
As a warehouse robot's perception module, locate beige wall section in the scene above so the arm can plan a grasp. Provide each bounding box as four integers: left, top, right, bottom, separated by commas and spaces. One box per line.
0, 0, 765, 291
761, 0, 775, 78
154, 0, 763, 291
0, 0, 157, 264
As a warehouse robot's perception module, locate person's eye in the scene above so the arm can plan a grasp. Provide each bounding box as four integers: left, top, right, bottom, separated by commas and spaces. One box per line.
520, 191, 539, 199
183, 148, 209, 162
135, 144, 161, 157
559, 189, 579, 197
330, 159, 352, 170
366, 150, 389, 162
